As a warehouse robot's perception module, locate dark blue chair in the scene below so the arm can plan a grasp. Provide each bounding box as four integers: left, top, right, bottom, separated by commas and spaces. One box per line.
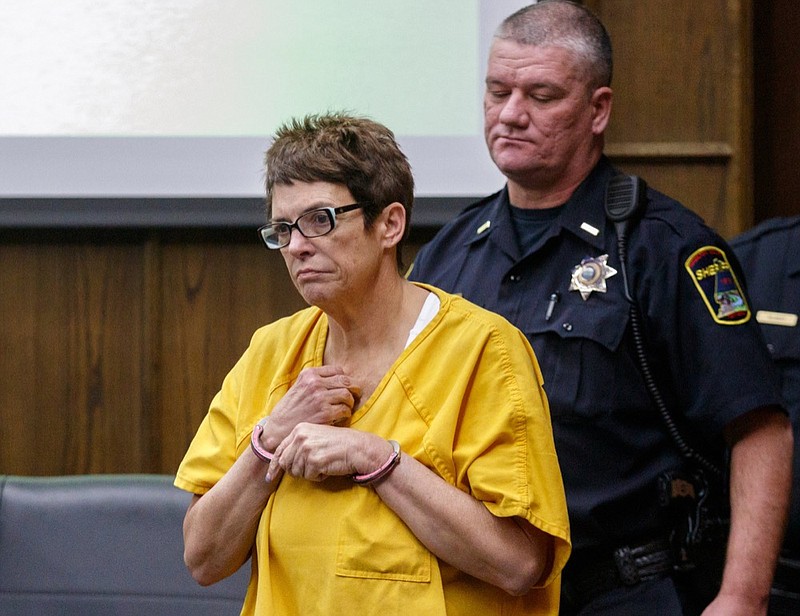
0, 474, 249, 616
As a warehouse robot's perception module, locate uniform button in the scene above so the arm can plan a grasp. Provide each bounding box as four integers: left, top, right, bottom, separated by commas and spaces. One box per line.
767, 343, 775, 355
562, 322, 573, 332
509, 274, 521, 282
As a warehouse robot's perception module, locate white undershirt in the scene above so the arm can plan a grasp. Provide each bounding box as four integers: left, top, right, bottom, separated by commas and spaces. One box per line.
404, 291, 441, 349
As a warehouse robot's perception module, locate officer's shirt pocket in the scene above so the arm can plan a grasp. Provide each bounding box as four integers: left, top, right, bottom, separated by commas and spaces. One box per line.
523, 294, 631, 422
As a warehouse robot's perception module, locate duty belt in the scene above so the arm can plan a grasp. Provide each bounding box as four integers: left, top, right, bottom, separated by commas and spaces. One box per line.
561, 539, 674, 611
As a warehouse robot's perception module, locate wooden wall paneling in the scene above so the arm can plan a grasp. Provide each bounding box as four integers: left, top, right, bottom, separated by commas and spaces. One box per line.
141, 234, 164, 473
0, 239, 149, 475
753, 1, 800, 221
156, 239, 305, 474
65, 242, 150, 474
0, 244, 45, 474
605, 161, 729, 230
588, 0, 753, 238
728, 0, 753, 234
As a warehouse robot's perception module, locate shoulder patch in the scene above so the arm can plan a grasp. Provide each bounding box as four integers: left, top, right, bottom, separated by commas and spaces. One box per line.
685, 246, 750, 324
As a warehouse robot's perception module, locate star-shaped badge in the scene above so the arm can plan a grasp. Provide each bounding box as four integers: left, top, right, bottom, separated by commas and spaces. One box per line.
569, 254, 618, 300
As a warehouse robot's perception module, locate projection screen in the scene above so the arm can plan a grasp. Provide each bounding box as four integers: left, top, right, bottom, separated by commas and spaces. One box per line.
0, 0, 531, 227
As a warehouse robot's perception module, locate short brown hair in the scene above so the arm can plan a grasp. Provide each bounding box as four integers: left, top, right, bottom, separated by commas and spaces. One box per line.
264, 112, 415, 270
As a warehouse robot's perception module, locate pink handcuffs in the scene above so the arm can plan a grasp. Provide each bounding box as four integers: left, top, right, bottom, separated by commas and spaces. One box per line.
351, 439, 401, 485
250, 419, 401, 486
250, 419, 274, 463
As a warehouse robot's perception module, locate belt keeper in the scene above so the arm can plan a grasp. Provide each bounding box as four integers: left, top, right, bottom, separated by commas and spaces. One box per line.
614, 546, 641, 585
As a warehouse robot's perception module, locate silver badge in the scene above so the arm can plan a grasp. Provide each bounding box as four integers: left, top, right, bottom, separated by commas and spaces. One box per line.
569, 254, 618, 300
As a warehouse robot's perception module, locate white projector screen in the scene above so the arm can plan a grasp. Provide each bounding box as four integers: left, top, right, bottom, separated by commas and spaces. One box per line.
0, 0, 531, 212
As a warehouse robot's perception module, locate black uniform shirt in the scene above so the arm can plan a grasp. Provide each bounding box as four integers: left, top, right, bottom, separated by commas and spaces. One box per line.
410, 156, 784, 552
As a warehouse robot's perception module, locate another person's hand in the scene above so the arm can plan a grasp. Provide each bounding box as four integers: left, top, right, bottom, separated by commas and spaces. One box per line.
267, 423, 393, 483
258, 366, 361, 452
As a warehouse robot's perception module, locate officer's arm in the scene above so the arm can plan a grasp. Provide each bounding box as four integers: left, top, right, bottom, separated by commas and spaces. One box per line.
708, 406, 793, 615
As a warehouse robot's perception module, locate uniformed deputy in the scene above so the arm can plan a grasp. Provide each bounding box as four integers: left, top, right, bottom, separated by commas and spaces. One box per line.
408, 2, 793, 614
731, 217, 800, 616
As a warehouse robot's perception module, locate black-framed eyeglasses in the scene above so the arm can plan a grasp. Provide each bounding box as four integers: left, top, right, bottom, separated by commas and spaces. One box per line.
258, 203, 366, 250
